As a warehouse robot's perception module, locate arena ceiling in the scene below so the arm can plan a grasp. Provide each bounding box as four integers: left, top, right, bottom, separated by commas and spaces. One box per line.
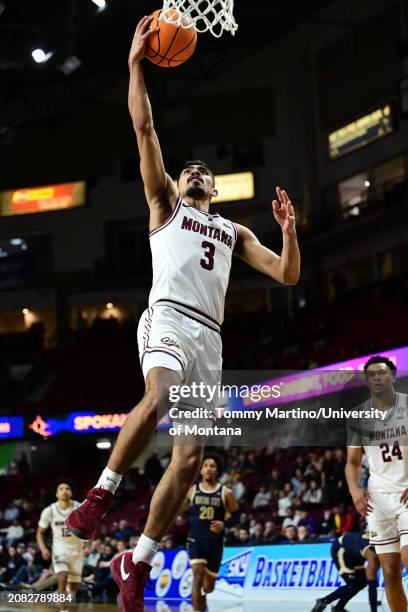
0, 0, 340, 129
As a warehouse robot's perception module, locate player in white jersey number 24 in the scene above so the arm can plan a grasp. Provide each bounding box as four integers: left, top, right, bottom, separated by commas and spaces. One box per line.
66, 14, 301, 612
346, 356, 408, 612
37, 480, 83, 612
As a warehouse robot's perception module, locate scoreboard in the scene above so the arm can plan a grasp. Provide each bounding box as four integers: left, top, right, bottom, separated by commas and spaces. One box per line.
329, 104, 395, 159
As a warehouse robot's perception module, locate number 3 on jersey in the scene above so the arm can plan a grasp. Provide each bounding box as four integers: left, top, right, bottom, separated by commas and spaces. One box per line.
201, 241, 215, 271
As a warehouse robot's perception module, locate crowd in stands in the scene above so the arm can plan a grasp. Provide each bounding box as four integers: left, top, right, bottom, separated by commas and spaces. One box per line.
0, 446, 363, 602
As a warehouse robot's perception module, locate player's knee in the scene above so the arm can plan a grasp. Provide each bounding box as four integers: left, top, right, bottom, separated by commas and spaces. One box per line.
192, 565, 205, 581
172, 451, 201, 483
143, 387, 168, 422
400, 548, 408, 573
382, 563, 402, 584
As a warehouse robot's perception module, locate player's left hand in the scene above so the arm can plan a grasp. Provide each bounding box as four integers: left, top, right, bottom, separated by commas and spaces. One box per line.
400, 488, 408, 505
210, 520, 224, 533
272, 187, 296, 236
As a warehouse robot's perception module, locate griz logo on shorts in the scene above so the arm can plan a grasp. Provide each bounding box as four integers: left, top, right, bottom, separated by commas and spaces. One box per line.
161, 337, 180, 348
370, 531, 378, 538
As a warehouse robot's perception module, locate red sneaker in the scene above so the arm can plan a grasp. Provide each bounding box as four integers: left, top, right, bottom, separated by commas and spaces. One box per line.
66, 487, 114, 540
111, 551, 152, 612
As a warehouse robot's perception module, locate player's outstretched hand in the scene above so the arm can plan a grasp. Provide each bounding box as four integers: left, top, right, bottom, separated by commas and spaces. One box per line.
272, 187, 296, 236
128, 15, 160, 65
352, 489, 373, 516
400, 488, 408, 505
209, 520, 224, 534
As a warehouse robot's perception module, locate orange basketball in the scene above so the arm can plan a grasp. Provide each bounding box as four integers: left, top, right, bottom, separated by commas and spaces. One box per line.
145, 9, 197, 68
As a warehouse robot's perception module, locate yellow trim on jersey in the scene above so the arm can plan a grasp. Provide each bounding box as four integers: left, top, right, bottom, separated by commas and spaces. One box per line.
337, 547, 364, 574
190, 558, 208, 565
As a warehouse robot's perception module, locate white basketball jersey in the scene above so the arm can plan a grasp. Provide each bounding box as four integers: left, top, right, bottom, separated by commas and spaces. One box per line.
38, 501, 82, 552
148, 197, 237, 325
349, 392, 408, 493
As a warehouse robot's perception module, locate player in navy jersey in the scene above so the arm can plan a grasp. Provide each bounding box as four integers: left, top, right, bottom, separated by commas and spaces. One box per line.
67, 14, 300, 612
311, 531, 379, 612
186, 453, 238, 611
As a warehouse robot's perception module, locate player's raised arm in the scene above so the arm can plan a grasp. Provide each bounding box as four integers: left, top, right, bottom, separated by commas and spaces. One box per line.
234, 187, 300, 285
128, 16, 178, 212
345, 446, 373, 516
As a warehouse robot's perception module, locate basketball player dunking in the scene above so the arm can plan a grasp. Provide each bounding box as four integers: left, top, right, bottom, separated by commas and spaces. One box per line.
67, 15, 300, 612
187, 453, 238, 612
346, 356, 408, 612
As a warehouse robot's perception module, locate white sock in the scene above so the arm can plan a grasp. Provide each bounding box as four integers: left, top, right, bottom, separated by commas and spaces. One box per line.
96, 467, 122, 494
132, 533, 159, 565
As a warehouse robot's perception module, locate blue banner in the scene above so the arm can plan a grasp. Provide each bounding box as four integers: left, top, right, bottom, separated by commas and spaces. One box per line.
146, 543, 391, 604
0, 416, 24, 440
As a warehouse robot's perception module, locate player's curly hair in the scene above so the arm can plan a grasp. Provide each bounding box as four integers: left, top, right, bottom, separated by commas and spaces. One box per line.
201, 451, 223, 477
364, 356, 397, 375
53, 477, 75, 495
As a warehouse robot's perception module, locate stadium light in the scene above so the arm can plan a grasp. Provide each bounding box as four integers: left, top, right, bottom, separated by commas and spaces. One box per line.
10, 238, 23, 246
22, 308, 30, 315
32, 48, 53, 64
96, 440, 111, 449
106, 302, 114, 309
364, 180, 370, 188
91, 0, 107, 11
57, 54, 82, 76
0, 3, 5, 18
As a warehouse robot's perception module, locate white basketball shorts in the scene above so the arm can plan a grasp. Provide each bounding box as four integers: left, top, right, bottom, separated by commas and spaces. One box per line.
137, 303, 222, 425
368, 490, 408, 554
52, 545, 83, 582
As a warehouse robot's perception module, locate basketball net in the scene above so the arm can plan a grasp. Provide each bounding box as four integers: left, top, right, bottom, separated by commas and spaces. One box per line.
160, 0, 238, 38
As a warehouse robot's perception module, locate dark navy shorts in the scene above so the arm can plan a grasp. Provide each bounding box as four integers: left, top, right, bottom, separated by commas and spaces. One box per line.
187, 536, 224, 576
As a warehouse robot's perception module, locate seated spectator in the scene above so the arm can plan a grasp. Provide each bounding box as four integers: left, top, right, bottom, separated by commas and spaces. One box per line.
1, 519, 24, 547
231, 475, 246, 504
9, 544, 42, 587
278, 484, 295, 518
225, 526, 239, 547
115, 540, 128, 556
297, 509, 317, 535
281, 507, 300, 530
243, 452, 259, 475
252, 485, 271, 511
238, 512, 250, 531
0, 545, 24, 584
83, 541, 103, 576
249, 523, 264, 546
263, 521, 281, 545
159, 535, 174, 550
318, 508, 336, 536
269, 469, 283, 496
237, 528, 251, 546
334, 503, 355, 533
113, 520, 135, 542
302, 479, 322, 505
290, 468, 305, 496
305, 451, 322, 479
4, 503, 19, 522
282, 525, 298, 544
297, 525, 315, 543
87, 544, 117, 600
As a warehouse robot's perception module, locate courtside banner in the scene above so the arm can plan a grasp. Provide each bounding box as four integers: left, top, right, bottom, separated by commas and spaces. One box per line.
145, 544, 391, 603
